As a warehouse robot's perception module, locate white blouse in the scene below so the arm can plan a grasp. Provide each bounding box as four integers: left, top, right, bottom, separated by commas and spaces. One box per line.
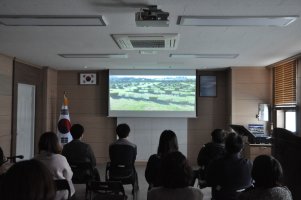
35, 151, 75, 200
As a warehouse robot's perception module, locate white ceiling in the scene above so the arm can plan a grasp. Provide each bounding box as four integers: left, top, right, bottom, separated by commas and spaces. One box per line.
0, 0, 301, 70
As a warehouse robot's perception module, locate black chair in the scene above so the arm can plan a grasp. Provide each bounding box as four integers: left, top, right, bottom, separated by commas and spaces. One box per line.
0, 155, 23, 188
106, 145, 138, 198
69, 161, 94, 199
55, 179, 71, 200
87, 181, 127, 200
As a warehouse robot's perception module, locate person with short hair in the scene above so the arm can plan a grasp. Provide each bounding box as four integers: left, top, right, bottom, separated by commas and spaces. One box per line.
35, 132, 75, 200
109, 123, 138, 192
207, 132, 253, 200
238, 155, 292, 200
62, 123, 100, 181
145, 130, 179, 189
147, 151, 203, 200
0, 159, 56, 200
111, 123, 137, 152
196, 129, 226, 186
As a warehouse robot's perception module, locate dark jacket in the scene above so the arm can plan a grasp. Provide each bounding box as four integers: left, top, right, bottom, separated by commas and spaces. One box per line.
62, 139, 96, 167
207, 153, 253, 200
197, 142, 225, 168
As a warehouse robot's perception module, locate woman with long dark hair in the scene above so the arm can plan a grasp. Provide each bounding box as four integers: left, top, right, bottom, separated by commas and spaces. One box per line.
145, 130, 178, 189
147, 151, 203, 200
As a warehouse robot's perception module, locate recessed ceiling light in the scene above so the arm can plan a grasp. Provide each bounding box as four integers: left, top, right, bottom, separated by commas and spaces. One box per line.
58, 54, 128, 58
0, 15, 107, 26
170, 54, 239, 59
177, 16, 298, 26
139, 50, 158, 55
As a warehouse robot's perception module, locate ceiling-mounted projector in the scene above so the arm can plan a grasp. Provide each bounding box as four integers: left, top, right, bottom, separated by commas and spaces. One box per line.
135, 5, 169, 27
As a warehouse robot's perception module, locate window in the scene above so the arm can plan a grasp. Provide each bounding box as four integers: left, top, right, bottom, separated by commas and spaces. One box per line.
285, 111, 296, 132
273, 60, 297, 133
274, 60, 296, 106
276, 109, 296, 132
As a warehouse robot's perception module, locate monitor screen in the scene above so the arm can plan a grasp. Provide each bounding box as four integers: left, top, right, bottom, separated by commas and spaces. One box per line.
108, 69, 196, 117
248, 124, 265, 135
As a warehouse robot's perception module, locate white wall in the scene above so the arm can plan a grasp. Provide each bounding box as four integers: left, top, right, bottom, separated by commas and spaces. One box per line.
117, 117, 188, 161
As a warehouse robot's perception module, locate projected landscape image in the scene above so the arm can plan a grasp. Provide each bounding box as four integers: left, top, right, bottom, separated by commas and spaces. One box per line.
109, 75, 195, 111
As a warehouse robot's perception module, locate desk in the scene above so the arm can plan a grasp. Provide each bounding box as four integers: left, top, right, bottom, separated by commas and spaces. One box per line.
244, 143, 272, 161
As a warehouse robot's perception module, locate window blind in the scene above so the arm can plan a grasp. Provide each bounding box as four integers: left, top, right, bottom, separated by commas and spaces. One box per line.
274, 60, 296, 106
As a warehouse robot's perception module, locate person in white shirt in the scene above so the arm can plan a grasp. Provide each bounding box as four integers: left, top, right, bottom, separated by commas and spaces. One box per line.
35, 132, 75, 200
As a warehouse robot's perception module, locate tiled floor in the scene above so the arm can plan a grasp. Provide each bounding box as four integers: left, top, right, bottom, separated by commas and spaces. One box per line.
73, 164, 212, 200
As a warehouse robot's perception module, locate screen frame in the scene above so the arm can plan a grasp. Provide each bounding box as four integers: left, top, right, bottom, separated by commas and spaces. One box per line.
108, 69, 197, 118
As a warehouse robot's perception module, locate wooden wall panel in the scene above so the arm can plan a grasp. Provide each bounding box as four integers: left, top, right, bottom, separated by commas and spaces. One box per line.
0, 54, 13, 156
44, 68, 58, 131
233, 68, 270, 84
231, 67, 272, 133
235, 83, 271, 100
57, 70, 116, 164
187, 71, 228, 165
0, 96, 12, 116
0, 116, 11, 136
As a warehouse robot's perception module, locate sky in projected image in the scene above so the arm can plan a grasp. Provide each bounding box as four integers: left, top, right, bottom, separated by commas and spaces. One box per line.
109, 75, 196, 112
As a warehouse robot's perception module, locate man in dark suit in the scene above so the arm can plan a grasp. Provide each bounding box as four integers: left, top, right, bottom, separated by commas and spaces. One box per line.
207, 132, 252, 200
110, 123, 137, 155
62, 124, 100, 181
109, 123, 138, 192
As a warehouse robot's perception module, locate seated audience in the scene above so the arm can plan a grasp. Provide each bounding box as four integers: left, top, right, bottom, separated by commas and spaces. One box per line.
207, 132, 252, 200
0, 159, 55, 200
109, 123, 138, 190
35, 132, 75, 199
110, 123, 137, 152
147, 151, 203, 200
62, 124, 100, 181
196, 129, 226, 187
238, 155, 292, 200
145, 130, 178, 189
109, 123, 137, 167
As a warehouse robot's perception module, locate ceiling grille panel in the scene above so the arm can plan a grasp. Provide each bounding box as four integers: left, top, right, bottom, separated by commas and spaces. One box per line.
130, 40, 165, 48
112, 34, 179, 50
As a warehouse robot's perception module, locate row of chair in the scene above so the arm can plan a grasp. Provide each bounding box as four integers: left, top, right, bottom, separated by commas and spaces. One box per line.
63, 159, 138, 200
55, 179, 127, 200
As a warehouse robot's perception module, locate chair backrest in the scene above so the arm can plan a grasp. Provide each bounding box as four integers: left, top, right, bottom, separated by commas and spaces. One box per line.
109, 145, 136, 178
69, 161, 94, 184
88, 181, 127, 200
109, 145, 135, 166
6, 155, 24, 163
55, 179, 71, 200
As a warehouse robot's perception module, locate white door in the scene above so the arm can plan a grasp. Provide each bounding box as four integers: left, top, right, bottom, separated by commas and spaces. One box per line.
16, 83, 35, 160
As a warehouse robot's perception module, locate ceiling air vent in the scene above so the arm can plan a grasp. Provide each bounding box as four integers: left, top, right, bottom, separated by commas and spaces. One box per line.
111, 34, 179, 50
